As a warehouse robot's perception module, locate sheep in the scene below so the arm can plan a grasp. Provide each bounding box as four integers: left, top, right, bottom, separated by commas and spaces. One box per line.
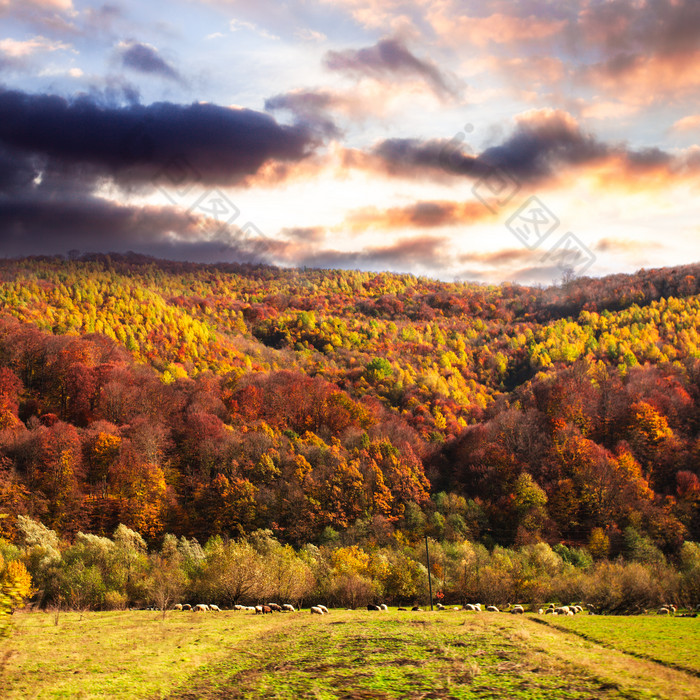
510, 605, 525, 614
266, 603, 282, 612
209, 604, 221, 612
173, 604, 183, 611
311, 606, 324, 615
463, 604, 476, 611
182, 604, 192, 611
234, 604, 244, 611
658, 607, 670, 615
538, 608, 544, 615
194, 604, 209, 612
282, 604, 295, 612
255, 605, 264, 615
367, 604, 380, 611
436, 603, 445, 611
486, 605, 499, 612
262, 605, 273, 614
554, 606, 570, 615
317, 605, 330, 614
474, 603, 482, 611
411, 606, 422, 611
379, 604, 388, 611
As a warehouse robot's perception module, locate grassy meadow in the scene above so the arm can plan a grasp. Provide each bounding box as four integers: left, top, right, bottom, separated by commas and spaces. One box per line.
1, 609, 699, 699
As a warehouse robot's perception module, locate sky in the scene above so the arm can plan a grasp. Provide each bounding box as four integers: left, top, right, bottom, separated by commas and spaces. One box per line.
1, 0, 699, 285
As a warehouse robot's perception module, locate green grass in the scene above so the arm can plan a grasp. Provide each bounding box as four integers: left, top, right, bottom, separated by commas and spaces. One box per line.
536, 614, 700, 675
2, 609, 700, 699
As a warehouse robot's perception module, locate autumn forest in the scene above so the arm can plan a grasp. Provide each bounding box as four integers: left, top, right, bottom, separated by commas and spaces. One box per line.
2, 254, 700, 610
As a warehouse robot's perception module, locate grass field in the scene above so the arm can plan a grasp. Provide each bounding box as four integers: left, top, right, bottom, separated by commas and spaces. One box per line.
536, 614, 700, 675
2, 609, 699, 699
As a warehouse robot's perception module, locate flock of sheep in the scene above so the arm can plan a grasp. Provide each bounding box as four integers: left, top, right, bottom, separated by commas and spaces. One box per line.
168, 601, 690, 615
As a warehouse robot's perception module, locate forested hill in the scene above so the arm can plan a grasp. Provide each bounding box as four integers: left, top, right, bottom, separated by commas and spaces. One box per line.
0, 254, 699, 556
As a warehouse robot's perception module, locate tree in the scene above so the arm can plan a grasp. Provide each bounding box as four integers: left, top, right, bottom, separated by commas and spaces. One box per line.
147, 547, 186, 619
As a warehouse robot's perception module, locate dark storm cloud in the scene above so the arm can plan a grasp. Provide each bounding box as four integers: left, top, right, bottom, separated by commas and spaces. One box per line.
118, 41, 181, 82
324, 38, 460, 100
0, 89, 320, 188
360, 109, 684, 185
0, 194, 273, 263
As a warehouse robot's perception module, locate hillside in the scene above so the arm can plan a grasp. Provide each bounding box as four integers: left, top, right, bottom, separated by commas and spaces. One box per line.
0, 254, 699, 554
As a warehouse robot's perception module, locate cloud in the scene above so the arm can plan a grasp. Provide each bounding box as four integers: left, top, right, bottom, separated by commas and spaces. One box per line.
0, 0, 74, 12
117, 41, 181, 82
279, 226, 327, 243
0, 35, 72, 58
345, 109, 699, 190
0, 188, 274, 263
0, 89, 322, 189
342, 200, 493, 231
459, 248, 538, 266
265, 90, 343, 138
229, 18, 279, 41
280, 234, 450, 272
595, 238, 664, 254
427, 7, 567, 49
672, 115, 700, 132
323, 37, 461, 100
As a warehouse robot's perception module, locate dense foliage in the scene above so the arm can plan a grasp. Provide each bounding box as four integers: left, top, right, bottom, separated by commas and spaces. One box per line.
0, 254, 698, 565
5, 517, 700, 613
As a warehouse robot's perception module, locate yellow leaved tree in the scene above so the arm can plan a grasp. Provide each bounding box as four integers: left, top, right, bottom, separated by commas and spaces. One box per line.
1, 535, 34, 636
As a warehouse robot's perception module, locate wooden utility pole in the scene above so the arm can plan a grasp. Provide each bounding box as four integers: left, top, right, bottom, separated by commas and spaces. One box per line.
425, 535, 433, 611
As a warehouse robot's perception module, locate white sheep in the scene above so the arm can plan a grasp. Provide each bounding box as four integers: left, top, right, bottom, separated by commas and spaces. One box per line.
311, 606, 324, 615
510, 605, 524, 614
486, 605, 499, 612
282, 604, 295, 612
209, 604, 221, 612
317, 604, 329, 614
173, 603, 183, 611
379, 604, 388, 611
194, 604, 209, 612
234, 604, 244, 611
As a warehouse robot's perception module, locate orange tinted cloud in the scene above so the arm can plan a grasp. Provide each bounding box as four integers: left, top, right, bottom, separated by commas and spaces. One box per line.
427, 7, 565, 48
343, 200, 493, 232
673, 114, 700, 132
